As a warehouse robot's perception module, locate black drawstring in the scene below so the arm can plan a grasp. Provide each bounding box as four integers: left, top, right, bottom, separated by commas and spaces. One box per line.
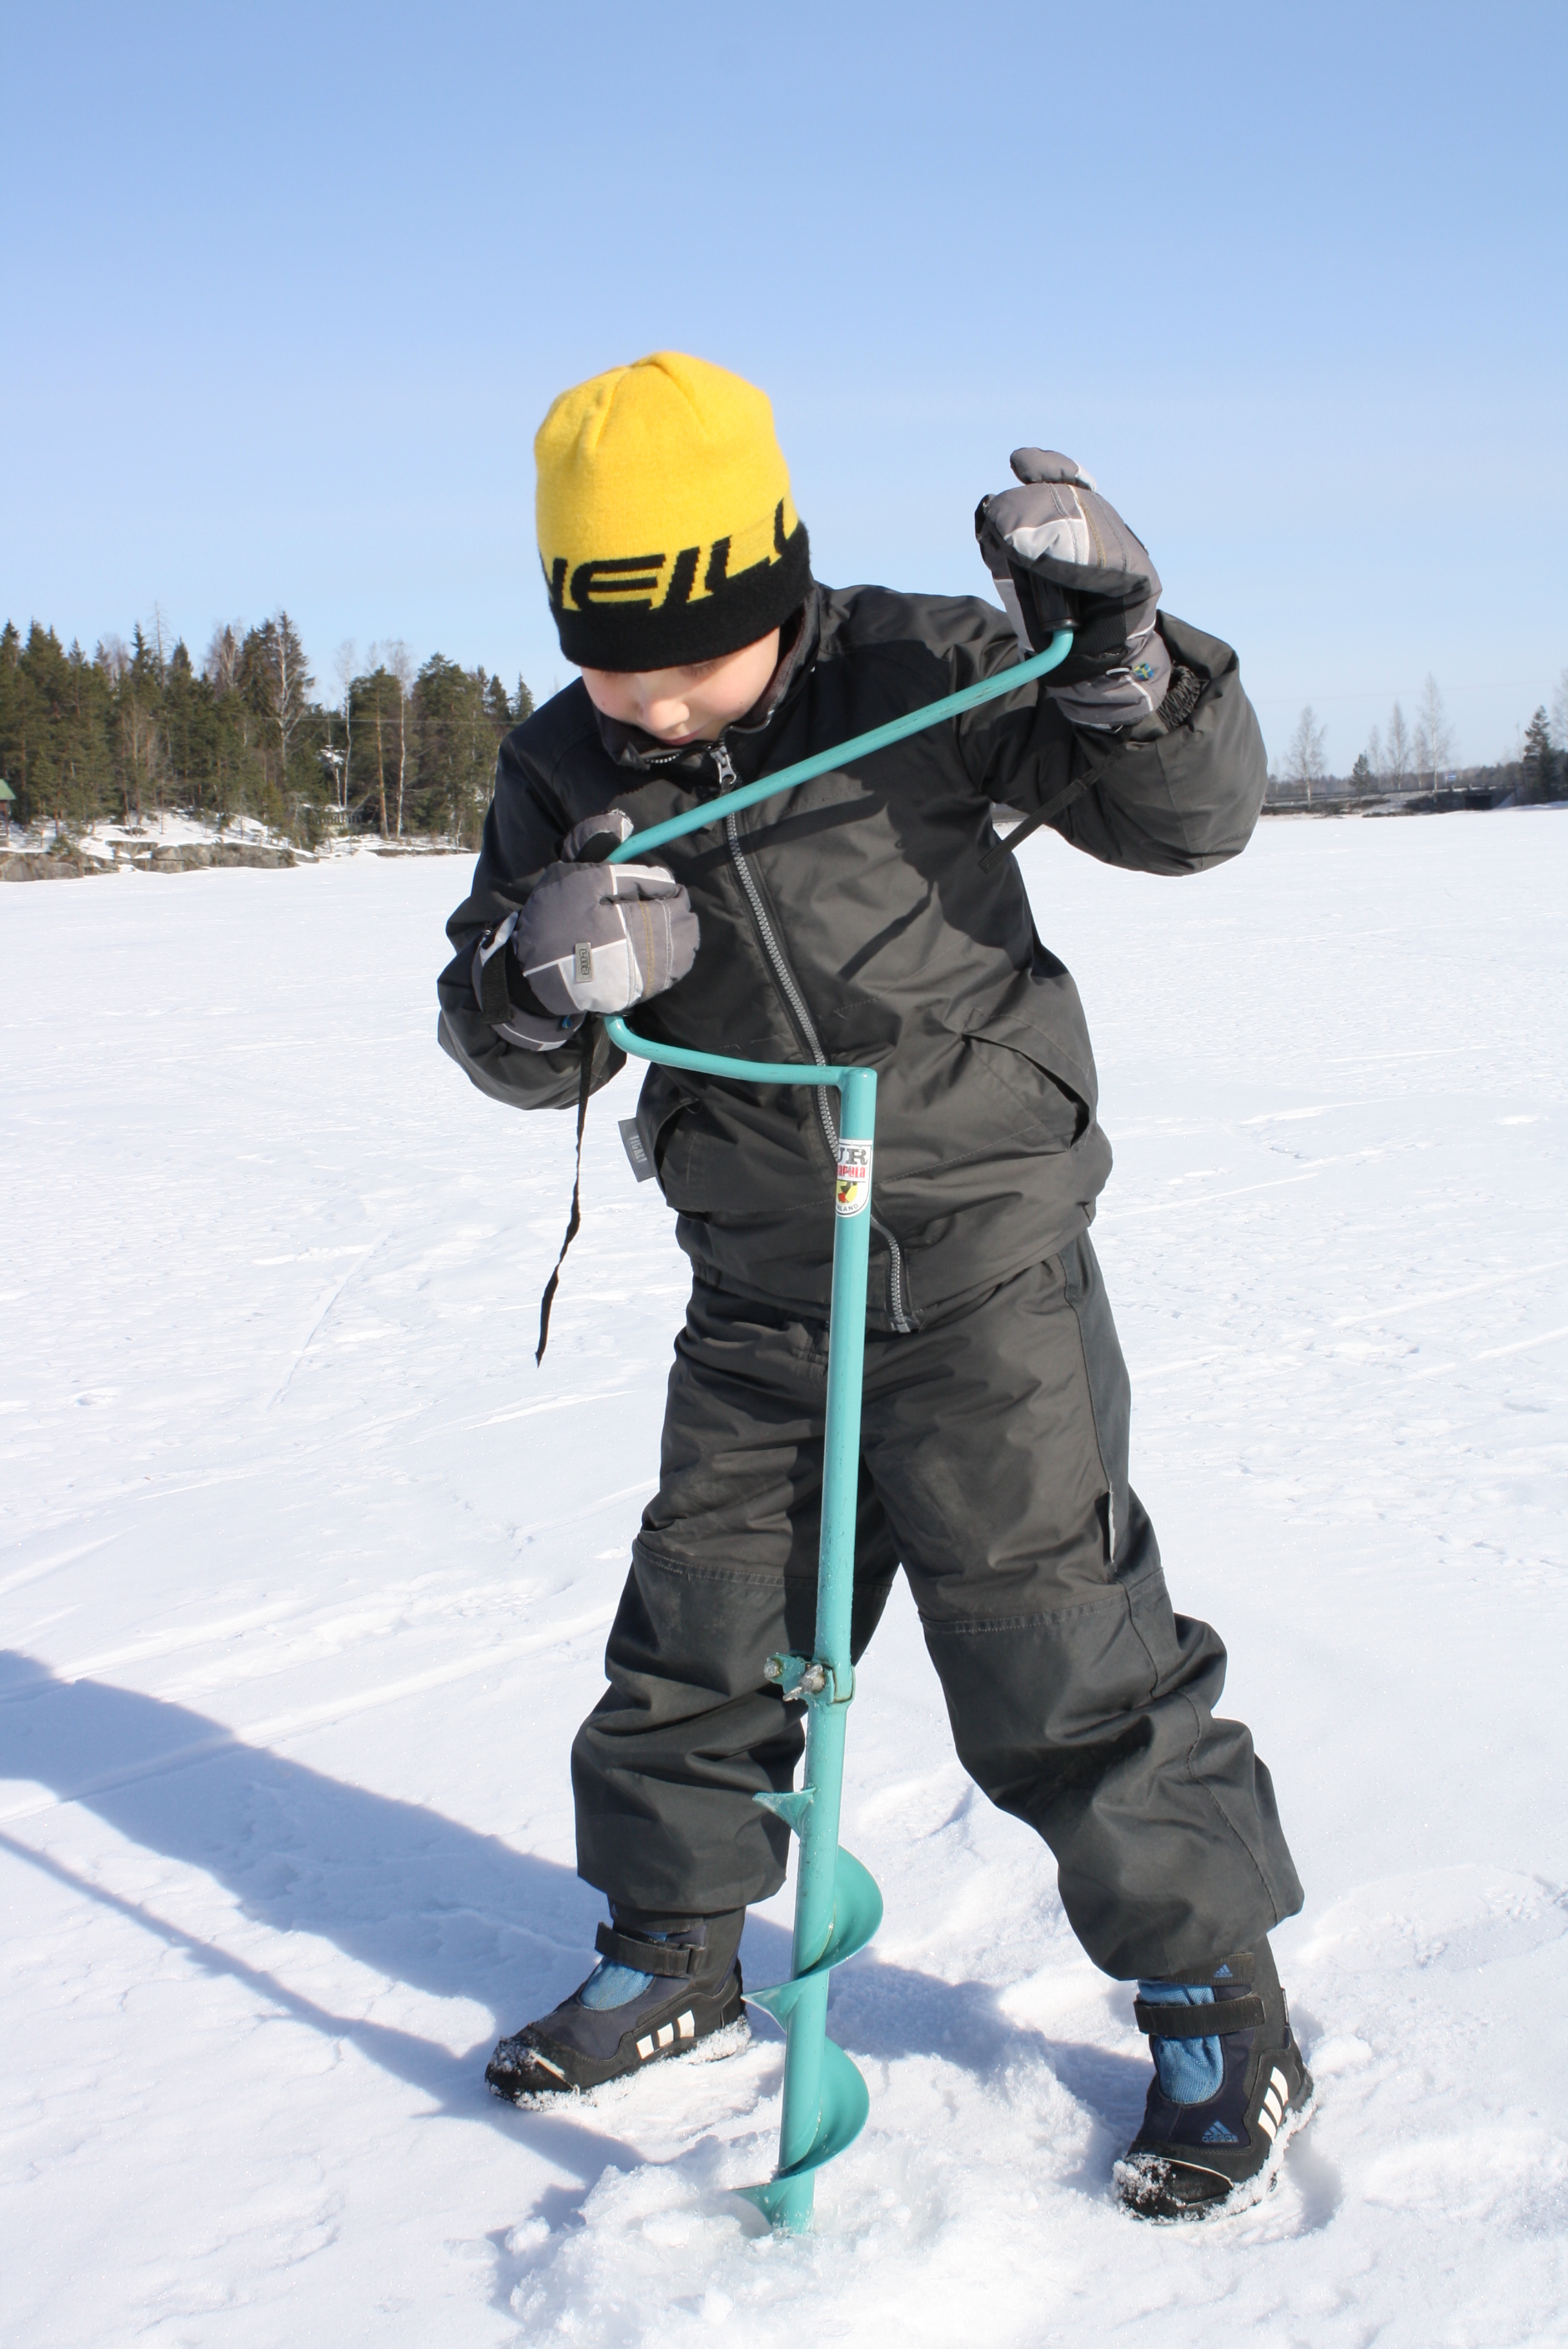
535, 1038, 595, 1365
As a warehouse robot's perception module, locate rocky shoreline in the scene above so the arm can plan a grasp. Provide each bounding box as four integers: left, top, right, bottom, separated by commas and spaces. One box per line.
0, 837, 471, 882
1, 840, 297, 881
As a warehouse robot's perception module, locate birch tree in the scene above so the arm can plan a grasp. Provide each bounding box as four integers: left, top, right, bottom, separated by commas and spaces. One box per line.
204, 622, 244, 695
1413, 675, 1455, 786
331, 640, 356, 819
1285, 706, 1328, 802
355, 662, 394, 836
1385, 702, 1413, 791
387, 641, 414, 837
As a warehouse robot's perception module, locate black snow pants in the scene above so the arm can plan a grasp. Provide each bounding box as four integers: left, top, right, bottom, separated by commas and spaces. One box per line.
572, 1237, 1302, 1981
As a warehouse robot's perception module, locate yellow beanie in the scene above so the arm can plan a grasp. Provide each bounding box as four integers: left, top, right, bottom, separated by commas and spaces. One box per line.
535, 351, 812, 672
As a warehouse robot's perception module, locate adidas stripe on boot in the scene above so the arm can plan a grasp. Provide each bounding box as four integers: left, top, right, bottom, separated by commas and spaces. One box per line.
485, 1909, 747, 2102
1114, 1939, 1314, 2221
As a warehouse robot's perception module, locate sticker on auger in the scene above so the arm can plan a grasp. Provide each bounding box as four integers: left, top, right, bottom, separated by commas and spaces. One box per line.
835, 1142, 873, 1217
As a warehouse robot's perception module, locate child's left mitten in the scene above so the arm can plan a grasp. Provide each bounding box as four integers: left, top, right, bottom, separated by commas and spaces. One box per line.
975, 450, 1171, 727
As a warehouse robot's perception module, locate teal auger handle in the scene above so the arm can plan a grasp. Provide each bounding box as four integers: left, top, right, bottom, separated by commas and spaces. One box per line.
604, 625, 1073, 868
601, 624, 1073, 1084
600, 1019, 844, 1084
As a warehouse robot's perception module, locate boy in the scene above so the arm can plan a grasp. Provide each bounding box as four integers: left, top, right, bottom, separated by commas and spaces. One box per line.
437, 353, 1310, 2218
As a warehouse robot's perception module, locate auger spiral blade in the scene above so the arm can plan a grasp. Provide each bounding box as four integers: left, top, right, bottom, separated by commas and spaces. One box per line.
736, 2036, 871, 2223
746, 1848, 883, 2006
738, 1843, 882, 2226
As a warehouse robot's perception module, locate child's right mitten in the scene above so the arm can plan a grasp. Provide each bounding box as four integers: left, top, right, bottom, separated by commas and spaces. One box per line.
472, 811, 700, 1050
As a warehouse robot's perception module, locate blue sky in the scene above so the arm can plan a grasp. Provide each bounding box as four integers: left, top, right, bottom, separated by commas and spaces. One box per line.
3, 0, 1563, 768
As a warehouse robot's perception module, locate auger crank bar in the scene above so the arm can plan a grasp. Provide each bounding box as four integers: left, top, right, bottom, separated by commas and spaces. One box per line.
601, 626, 1073, 2231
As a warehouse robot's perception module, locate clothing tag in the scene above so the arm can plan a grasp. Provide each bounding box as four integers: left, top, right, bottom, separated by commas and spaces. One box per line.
835, 1141, 872, 1217
618, 1117, 656, 1183
574, 942, 594, 981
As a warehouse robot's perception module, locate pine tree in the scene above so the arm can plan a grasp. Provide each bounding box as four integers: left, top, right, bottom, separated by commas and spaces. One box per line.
350, 666, 400, 837
1520, 707, 1557, 802
1351, 752, 1373, 790
240, 612, 314, 802
412, 654, 495, 844
0, 623, 20, 825
64, 637, 116, 830
200, 622, 268, 831
161, 640, 217, 816
7, 624, 116, 837
120, 623, 168, 823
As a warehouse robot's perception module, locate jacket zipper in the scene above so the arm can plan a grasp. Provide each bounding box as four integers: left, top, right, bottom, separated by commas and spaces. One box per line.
714, 742, 912, 1334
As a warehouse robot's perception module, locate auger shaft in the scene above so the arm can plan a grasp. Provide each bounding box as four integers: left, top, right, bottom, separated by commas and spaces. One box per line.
770, 1064, 874, 2231
600, 1047, 879, 2236
597, 1026, 881, 2233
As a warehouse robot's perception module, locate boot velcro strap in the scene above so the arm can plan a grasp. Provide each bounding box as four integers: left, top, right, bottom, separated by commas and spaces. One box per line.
1133, 1994, 1265, 2040
595, 1924, 700, 1979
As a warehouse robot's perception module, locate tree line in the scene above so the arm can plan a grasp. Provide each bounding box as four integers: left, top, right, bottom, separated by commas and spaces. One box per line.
1278, 670, 1568, 802
10, 611, 1563, 837
0, 610, 534, 847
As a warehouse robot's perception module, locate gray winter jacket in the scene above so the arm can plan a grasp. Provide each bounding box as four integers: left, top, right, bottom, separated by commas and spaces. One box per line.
437, 585, 1266, 1331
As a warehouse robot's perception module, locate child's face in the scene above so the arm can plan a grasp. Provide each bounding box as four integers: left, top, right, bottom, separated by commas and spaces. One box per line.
579, 630, 781, 746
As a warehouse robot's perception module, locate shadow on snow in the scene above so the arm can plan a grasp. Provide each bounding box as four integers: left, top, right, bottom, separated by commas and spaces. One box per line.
0, 1648, 1143, 2186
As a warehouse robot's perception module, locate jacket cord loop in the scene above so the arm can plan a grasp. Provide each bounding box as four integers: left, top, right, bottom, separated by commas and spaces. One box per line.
535, 1036, 596, 1365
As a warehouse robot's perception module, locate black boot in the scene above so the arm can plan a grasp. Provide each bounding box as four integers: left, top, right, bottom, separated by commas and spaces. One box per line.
1114, 1940, 1314, 2220
485, 1909, 747, 2103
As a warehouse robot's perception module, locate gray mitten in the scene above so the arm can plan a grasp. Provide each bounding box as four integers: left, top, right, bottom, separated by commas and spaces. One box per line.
975, 450, 1170, 728
472, 812, 700, 1051
497, 809, 697, 1044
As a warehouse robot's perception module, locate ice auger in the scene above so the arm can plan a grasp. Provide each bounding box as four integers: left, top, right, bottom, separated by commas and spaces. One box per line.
601, 623, 1073, 2232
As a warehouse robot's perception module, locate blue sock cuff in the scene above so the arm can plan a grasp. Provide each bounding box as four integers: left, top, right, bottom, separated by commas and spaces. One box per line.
578, 1927, 669, 2013
1137, 1979, 1224, 2105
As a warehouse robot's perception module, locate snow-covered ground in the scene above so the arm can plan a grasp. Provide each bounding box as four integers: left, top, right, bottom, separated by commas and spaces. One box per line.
3, 809, 1565, 2346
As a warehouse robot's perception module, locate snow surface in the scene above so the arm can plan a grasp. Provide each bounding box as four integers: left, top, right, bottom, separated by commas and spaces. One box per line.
3, 809, 1566, 2346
